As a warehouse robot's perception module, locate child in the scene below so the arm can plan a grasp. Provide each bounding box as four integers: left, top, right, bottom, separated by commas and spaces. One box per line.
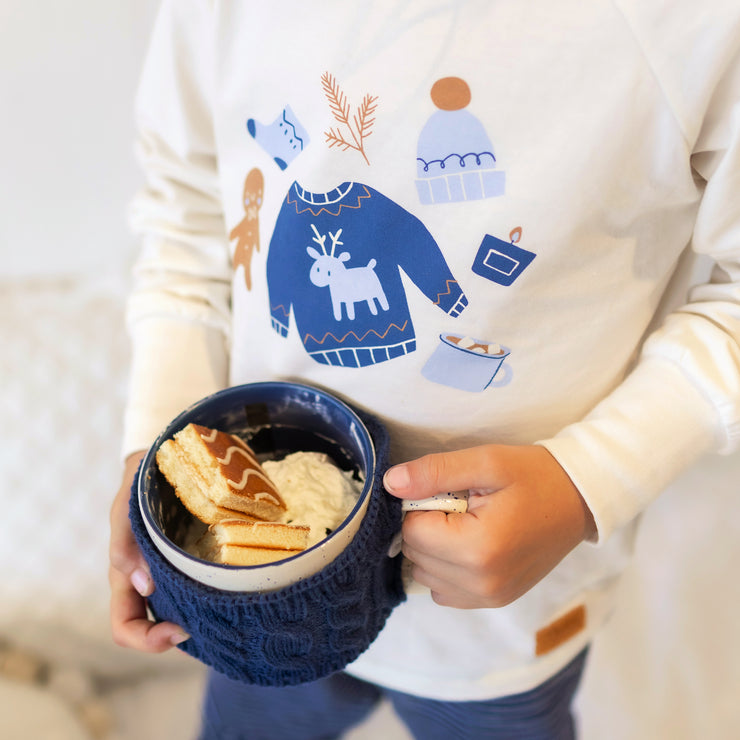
109, 1, 740, 737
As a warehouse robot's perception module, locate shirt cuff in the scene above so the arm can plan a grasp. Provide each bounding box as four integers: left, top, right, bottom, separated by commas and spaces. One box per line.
538, 358, 720, 543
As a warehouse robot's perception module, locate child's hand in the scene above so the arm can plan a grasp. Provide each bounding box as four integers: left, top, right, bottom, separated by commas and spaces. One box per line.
383, 445, 596, 609
108, 452, 189, 652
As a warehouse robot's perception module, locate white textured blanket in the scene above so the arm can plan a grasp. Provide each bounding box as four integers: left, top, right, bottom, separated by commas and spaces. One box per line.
1, 278, 129, 660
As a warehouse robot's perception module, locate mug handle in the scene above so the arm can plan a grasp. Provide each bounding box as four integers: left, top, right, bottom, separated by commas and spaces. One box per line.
387, 491, 468, 557
401, 491, 469, 513
486, 360, 513, 388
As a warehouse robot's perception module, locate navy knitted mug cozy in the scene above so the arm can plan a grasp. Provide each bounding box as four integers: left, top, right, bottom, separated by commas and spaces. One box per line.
129, 408, 405, 686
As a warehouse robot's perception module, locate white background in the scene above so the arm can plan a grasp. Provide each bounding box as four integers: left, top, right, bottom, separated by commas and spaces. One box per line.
0, 0, 154, 278
1, 2, 739, 739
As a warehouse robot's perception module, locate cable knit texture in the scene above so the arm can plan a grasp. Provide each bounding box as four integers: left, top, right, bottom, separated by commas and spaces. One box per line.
129, 410, 405, 686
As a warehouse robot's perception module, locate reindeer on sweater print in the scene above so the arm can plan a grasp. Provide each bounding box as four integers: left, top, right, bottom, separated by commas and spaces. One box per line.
306, 224, 389, 321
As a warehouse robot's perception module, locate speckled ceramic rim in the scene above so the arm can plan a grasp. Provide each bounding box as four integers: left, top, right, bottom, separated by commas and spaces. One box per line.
138, 382, 376, 591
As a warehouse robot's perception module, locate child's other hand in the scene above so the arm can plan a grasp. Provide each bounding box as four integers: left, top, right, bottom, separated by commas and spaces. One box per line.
383, 445, 596, 609
108, 452, 189, 652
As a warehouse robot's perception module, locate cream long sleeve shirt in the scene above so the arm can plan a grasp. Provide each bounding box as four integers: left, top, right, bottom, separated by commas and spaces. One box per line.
123, 0, 740, 699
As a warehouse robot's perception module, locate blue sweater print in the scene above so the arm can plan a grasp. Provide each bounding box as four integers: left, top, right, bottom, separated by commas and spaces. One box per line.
267, 181, 467, 368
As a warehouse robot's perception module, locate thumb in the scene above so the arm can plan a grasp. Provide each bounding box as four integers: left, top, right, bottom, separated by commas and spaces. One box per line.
383, 447, 497, 500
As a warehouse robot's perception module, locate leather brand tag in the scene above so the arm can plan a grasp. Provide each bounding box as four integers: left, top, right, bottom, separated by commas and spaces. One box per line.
535, 604, 586, 656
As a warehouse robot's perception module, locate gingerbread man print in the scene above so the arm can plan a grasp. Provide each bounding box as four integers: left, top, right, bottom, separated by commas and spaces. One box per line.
230, 168, 264, 291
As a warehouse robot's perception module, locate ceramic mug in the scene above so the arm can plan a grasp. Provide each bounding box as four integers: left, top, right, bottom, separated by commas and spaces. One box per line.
137, 381, 377, 592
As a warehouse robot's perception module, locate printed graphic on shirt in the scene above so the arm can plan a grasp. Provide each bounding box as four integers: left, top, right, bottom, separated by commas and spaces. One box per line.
267, 181, 468, 368
306, 225, 390, 321
416, 77, 505, 204
230, 168, 264, 291
422, 333, 513, 392
247, 105, 310, 170
472, 227, 535, 286
321, 72, 378, 166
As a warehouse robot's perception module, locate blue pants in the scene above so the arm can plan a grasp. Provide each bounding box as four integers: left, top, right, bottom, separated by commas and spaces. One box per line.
199, 649, 588, 740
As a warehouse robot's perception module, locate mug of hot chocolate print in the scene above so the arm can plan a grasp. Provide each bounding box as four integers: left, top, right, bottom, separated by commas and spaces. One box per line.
422, 333, 512, 392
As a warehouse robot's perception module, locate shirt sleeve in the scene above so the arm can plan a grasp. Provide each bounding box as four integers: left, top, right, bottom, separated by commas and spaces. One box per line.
122, 0, 231, 457
381, 192, 468, 318
539, 40, 740, 543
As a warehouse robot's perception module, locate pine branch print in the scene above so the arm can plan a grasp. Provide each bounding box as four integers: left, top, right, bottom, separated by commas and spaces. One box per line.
321, 73, 352, 127
354, 94, 378, 140
325, 128, 354, 152
321, 72, 377, 165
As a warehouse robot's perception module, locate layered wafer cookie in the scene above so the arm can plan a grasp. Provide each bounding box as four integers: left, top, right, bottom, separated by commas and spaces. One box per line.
156, 423, 286, 523
208, 519, 310, 566
213, 545, 304, 566
210, 519, 310, 551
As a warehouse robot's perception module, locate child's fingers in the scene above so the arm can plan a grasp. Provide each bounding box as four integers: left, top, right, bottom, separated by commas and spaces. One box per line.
407, 563, 488, 609
109, 451, 153, 594
109, 566, 187, 652
401, 509, 477, 562
109, 498, 148, 579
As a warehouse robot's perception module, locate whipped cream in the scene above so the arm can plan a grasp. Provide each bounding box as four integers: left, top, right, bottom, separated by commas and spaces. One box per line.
263, 451, 363, 547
